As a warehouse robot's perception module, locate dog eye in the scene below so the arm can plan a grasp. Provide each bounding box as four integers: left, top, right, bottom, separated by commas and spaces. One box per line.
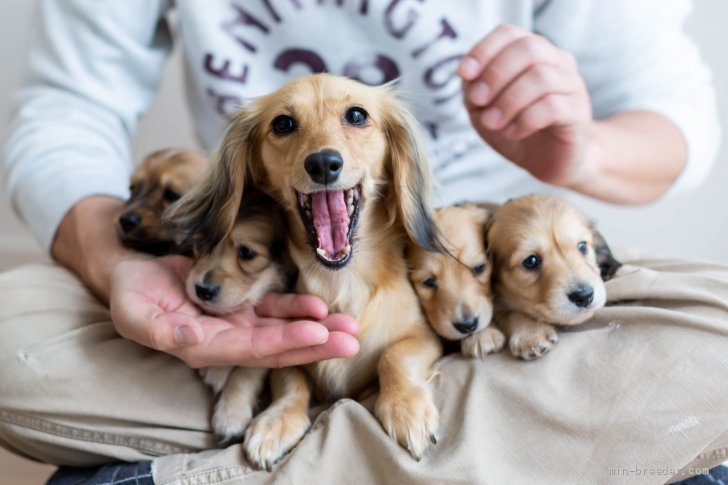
522, 255, 541, 270
472, 264, 486, 275
422, 276, 437, 289
577, 241, 588, 254
163, 188, 181, 202
238, 246, 257, 261
344, 107, 368, 126
271, 115, 296, 135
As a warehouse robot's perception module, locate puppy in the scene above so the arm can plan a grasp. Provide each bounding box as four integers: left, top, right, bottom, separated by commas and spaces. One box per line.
186, 191, 289, 443
170, 74, 445, 469
487, 194, 621, 360
118, 148, 208, 255
407, 204, 505, 358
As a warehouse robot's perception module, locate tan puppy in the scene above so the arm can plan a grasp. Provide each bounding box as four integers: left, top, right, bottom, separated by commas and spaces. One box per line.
186, 191, 289, 444
487, 194, 621, 360
169, 74, 445, 469
118, 148, 208, 255
408, 204, 505, 358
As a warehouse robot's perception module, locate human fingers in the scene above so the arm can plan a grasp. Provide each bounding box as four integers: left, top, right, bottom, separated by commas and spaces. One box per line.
477, 64, 581, 131
255, 292, 329, 320
501, 93, 586, 140
463, 33, 572, 110
181, 319, 331, 368
458, 23, 530, 81
245, 331, 360, 368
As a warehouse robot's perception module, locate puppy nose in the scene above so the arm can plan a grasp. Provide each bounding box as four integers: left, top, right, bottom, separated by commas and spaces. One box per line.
304, 150, 343, 185
453, 316, 479, 335
118, 212, 141, 233
568, 285, 594, 308
195, 282, 220, 302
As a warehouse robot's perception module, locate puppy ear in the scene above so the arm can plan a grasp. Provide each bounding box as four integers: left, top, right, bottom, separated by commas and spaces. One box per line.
165, 105, 262, 255
381, 92, 445, 253
590, 225, 622, 281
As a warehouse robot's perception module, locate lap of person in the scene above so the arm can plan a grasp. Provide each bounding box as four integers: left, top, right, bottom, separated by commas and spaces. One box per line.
0, 259, 726, 483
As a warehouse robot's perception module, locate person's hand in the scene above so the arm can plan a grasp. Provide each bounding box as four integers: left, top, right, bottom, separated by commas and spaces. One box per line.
459, 24, 594, 187
109, 256, 360, 368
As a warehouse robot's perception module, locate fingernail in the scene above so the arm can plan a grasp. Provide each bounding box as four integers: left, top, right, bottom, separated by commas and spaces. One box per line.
482, 108, 502, 129
175, 325, 199, 346
468, 82, 490, 107
459, 56, 481, 79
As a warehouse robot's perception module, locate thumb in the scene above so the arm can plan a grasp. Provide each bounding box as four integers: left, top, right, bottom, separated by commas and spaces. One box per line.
148, 311, 203, 350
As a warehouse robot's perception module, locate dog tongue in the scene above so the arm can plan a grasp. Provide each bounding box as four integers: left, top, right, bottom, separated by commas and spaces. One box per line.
311, 190, 349, 256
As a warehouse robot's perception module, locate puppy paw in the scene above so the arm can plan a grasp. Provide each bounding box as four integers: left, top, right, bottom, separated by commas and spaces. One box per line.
375, 385, 439, 461
211, 393, 255, 444
509, 324, 559, 360
243, 407, 310, 471
461, 327, 506, 358
198, 366, 233, 394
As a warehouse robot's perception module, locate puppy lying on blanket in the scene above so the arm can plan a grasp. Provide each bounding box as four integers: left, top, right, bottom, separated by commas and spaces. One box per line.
487, 194, 621, 360
407, 204, 505, 358
118, 148, 208, 255
169, 74, 446, 469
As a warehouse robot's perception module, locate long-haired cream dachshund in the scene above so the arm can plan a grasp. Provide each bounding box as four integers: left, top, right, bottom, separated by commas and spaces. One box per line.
407, 204, 505, 358
487, 194, 621, 360
118, 148, 208, 255
185, 190, 290, 445
169, 74, 445, 469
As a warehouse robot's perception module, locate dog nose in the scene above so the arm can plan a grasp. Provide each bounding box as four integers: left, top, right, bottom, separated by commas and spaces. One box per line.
453, 316, 479, 335
118, 212, 141, 233
304, 150, 343, 185
195, 282, 220, 302
568, 285, 594, 308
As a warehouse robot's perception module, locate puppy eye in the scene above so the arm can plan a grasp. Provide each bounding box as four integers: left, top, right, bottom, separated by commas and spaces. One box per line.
344, 107, 368, 126
422, 276, 437, 289
272, 115, 296, 135
472, 264, 486, 275
238, 246, 257, 261
163, 188, 181, 202
522, 255, 541, 270
577, 241, 588, 254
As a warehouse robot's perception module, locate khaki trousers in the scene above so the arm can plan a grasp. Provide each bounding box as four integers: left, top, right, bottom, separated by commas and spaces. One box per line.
0, 260, 726, 484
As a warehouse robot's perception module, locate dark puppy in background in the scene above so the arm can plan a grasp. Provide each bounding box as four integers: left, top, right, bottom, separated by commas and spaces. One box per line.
118, 148, 208, 255
487, 194, 621, 360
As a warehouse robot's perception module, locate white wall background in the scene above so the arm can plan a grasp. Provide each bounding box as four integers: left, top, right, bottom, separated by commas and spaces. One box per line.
1, 0, 727, 264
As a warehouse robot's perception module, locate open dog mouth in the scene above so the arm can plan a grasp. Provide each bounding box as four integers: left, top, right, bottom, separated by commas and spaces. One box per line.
296, 184, 361, 269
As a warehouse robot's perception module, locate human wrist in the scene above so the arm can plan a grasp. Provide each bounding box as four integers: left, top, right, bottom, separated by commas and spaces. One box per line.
52, 196, 148, 302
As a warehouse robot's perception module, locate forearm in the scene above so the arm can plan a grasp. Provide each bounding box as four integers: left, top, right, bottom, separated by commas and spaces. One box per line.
51, 196, 149, 303
569, 111, 687, 204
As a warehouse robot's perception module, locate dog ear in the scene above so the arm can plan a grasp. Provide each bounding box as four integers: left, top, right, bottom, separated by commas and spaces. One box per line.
165, 105, 262, 255
590, 224, 622, 281
381, 93, 445, 253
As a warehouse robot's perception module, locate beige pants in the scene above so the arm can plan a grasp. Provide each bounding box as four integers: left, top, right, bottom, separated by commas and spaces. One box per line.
0, 260, 727, 484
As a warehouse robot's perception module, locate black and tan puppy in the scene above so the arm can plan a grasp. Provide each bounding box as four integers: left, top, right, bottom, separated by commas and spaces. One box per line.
487, 194, 621, 360
408, 204, 505, 358
118, 148, 208, 255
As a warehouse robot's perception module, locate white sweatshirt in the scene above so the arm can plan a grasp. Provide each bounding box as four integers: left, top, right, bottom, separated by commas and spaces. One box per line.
2, 0, 720, 251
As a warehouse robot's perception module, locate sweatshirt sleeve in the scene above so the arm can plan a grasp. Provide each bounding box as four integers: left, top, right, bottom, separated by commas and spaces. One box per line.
534, 0, 721, 197
2, 0, 173, 251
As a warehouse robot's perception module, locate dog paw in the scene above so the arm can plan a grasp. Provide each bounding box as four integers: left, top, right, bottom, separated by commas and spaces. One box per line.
509, 324, 559, 360
211, 393, 255, 444
375, 385, 439, 461
243, 407, 310, 471
198, 366, 233, 395
461, 327, 506, 358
